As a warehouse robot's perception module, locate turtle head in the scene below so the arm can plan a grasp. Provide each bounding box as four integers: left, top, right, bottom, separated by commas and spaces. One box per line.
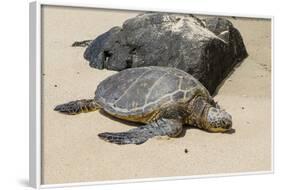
205, 107, 232, 132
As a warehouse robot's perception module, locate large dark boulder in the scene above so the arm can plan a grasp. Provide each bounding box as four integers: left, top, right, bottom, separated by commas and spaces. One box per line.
84, 13, 247, 94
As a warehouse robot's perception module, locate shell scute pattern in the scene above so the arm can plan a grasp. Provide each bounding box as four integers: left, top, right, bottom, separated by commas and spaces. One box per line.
115, 69, 166, 110
146, 71, 180, 103
95, 66, 209, 116
172, 91, 185, 101
95, 67, 149, 105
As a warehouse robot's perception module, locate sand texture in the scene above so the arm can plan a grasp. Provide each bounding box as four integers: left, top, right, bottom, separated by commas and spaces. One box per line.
41, 6, 272, 184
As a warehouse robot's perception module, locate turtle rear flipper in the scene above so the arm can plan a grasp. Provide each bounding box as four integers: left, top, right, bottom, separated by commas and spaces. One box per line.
98, 118, 182, 145
54, 99, 100, 115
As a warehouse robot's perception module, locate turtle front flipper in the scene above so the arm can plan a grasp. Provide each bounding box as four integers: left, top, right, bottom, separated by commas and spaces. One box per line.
54, 99, 100, 115
98, 118, 183, 145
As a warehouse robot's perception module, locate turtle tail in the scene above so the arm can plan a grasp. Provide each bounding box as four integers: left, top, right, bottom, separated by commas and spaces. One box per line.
54, 99, 100, 115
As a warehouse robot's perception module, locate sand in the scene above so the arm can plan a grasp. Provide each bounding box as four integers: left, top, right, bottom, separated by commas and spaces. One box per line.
41, 6, 272, 185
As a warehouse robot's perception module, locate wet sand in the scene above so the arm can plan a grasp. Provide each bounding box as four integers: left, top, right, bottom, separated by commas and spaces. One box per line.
41, 6, 272, 184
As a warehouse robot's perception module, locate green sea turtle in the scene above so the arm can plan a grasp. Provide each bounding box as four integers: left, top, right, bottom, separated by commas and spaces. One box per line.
54, 66, 233, 145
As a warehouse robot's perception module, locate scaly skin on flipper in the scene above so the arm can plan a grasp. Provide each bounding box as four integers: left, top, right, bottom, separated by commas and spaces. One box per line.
98, 118, 182, 145
54, 99, 100, 115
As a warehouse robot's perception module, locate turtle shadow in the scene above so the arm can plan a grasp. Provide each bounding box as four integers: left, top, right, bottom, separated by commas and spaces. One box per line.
177, 125, 202, 138
178, 125, 235, 138
98, 110, 141, 127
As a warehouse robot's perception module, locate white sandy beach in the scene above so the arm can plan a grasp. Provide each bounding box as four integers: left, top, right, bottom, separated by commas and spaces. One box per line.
41, 6, 271, 184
